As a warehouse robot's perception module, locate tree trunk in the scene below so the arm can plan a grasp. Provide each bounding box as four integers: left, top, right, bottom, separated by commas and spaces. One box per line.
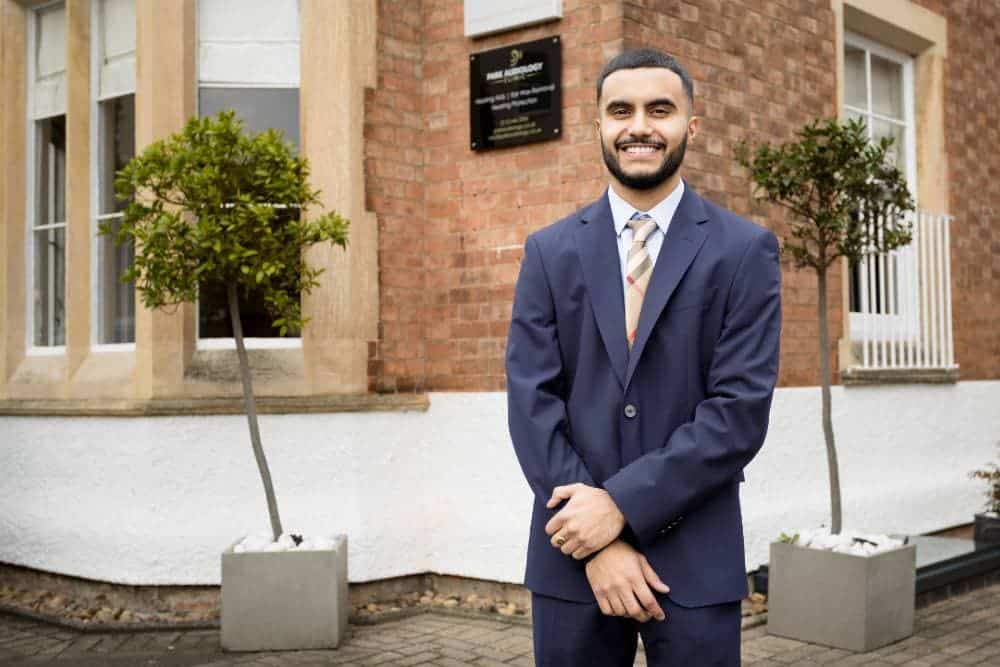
816, 267, 842, 535
227, 283, 284, 542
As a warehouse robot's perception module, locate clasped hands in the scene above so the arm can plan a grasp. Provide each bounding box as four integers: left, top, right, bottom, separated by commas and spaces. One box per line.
545, 483, 670, 623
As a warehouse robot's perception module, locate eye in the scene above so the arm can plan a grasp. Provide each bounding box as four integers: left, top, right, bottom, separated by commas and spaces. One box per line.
610, 106, 631, 118
650, 105, 672, 117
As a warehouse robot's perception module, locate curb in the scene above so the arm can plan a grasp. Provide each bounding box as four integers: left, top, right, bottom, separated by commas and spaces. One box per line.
351, 606, 531, 627
2, 599, 767, 634
0, 602, 218, 634
741, 612, 767, 631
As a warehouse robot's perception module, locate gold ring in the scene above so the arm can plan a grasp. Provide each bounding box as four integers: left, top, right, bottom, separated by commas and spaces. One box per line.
554, 536, 566, 547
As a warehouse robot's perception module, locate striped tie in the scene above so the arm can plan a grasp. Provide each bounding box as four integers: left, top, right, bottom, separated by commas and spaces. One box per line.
625, 213, 658, 349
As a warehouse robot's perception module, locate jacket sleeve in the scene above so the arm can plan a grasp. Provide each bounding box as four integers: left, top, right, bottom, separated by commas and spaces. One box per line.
603, 229, 782, 543
506, 234, 597, 502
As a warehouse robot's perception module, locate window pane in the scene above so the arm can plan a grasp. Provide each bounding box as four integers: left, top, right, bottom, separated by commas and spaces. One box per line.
33, 116, 66, 347
197, 88, 301, 339
99, 94, 135, 214
844, 45, 867, 110
198, 87, 299, 153
199, 284, 303, 338
850, 260, 894, 314
871, 54, 903, 120
849, 233, 900, 315
198, 282, 301, 339
197, 0, 299, 87
198, 207, 301, 339
33, 227, 66, 346
37, 115, 68, 225
871, 118, 906, 172
844, 108, 869, 139
98, 216, 135, 343
36, 3, 67, 79
100, 0, 136, 61
98, 0, 136, 98
53, 140, 66, 223
198, 0, 299, 44
97, 95, 136, 343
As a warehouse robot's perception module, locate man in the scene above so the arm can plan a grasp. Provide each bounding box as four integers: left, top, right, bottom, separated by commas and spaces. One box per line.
505, 48, 781, 666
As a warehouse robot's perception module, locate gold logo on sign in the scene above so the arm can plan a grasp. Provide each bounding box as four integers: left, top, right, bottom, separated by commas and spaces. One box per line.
509, 49, 523, 67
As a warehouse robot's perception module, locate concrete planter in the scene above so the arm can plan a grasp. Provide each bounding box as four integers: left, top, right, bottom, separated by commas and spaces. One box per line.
767, 540, 915, 652
221, 534, 348, 652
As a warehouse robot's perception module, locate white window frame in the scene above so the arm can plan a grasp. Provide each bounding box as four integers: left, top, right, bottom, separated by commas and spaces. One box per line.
843, 31, 918, 343
197, 335, 303, 351
194, 0, 302, 350
90, 0, 137, 351
25, 1, 68, 356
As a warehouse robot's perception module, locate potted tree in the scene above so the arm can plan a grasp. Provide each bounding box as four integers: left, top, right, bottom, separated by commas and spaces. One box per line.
735, 117, 917, 652
102, 110, 350, 651
969, 444, 1000, 546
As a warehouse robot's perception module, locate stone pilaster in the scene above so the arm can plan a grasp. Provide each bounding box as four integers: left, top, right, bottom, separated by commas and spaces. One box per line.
133, 0, 196, 399
300, 0, 379, 393
0, 1, 28, 399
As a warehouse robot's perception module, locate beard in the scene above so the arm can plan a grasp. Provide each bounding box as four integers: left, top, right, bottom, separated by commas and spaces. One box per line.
602, 133, 688, 191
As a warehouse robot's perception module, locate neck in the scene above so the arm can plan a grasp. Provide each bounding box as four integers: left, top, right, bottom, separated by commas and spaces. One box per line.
612, 172, 682, 211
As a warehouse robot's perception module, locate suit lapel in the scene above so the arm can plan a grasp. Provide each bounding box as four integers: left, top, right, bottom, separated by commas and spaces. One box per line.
624, 184, 710, 390
574, 193, 628, 389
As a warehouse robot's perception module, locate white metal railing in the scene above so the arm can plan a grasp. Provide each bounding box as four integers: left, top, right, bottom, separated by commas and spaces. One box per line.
850, 209, 957, 371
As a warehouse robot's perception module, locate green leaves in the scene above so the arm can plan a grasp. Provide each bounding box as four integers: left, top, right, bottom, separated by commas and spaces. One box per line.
100, 109, 350, 335
734, 116, 915, 272
968, 444, 1000, 515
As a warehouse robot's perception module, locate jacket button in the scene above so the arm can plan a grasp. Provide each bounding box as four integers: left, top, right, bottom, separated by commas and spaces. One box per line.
624, 404, 637, 418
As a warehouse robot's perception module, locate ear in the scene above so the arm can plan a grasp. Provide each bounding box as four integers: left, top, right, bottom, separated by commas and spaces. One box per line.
686, 115, 701, 143
594, 117, 602, 142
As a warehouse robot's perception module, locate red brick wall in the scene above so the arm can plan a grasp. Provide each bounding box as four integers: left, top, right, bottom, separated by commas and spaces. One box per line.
366, 0, 999, 392
421, 0, 627, 391
621, 0, 841, 387
367, 0, 427, 392
369, 0, 623, 392
917, 0, 1000, 380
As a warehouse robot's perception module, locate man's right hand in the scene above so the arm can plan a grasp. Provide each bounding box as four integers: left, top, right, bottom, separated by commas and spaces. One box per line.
584, 539, 670, 622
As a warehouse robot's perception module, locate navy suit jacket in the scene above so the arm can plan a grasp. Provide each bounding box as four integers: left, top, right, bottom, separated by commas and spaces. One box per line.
505, 181, 781, 607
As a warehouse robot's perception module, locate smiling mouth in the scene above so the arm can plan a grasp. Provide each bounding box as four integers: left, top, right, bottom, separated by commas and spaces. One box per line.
617, 142, 665, 155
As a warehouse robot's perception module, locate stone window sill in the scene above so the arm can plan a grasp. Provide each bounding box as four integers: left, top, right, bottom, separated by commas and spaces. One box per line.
0, 393, 429, 417
4, 344, 396, 412
841, 367, 960, 386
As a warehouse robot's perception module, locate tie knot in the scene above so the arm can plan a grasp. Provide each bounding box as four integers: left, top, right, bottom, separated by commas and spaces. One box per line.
627, 213, 658, 243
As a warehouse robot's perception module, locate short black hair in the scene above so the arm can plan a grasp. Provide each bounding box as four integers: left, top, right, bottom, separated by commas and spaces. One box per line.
596, 48, 695, 112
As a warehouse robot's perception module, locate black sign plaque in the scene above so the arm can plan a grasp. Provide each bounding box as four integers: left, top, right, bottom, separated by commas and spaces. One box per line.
469, 36, 562, 151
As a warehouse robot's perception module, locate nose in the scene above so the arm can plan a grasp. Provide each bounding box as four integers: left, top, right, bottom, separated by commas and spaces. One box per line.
627, 109, 652, 137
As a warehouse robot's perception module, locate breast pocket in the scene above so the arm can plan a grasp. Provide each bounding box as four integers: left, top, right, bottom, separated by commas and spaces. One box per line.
670, 286, 718, 312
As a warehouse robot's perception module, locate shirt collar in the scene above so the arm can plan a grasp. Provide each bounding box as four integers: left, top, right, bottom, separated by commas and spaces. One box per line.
607, 179, 685, 239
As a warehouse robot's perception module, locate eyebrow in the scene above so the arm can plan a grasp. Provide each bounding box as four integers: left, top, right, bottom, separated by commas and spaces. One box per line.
604, 97, 678, 111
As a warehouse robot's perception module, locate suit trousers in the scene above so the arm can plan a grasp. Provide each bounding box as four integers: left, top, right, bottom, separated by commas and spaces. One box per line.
531, 591, 741, 666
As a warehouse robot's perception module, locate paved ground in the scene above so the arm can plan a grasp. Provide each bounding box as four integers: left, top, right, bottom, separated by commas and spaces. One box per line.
1, 582, 999, 666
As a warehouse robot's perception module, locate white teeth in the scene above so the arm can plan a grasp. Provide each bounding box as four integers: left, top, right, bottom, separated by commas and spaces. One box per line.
623, 145, 658, 154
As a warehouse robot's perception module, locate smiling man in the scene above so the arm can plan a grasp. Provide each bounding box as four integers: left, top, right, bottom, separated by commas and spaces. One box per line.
505, 49, 782, 665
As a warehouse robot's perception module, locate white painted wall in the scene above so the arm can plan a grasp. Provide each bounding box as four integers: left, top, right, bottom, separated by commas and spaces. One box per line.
1, 382, 997, 586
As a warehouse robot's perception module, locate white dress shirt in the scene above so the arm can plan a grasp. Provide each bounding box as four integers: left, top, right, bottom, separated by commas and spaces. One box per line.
607, 179, 685, 293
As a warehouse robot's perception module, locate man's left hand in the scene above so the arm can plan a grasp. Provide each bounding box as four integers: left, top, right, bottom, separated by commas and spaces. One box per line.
545, 483, 626, 559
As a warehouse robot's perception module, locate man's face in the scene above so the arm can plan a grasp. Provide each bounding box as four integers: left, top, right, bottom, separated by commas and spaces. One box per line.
596, 67, 698, 191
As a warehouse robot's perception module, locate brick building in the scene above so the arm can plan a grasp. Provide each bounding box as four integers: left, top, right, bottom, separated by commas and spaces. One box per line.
1, 0, 997, 592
